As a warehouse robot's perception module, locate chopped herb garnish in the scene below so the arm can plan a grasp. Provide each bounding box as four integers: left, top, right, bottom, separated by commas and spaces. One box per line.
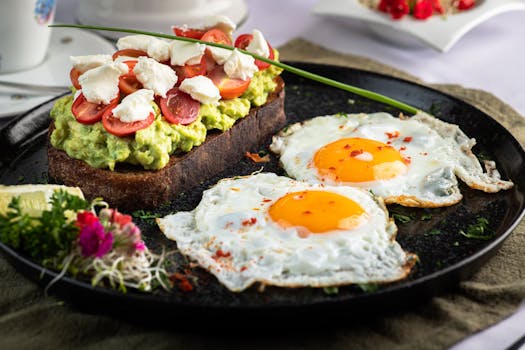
358, 283, 379, 293
459, 217, 494, 240
322, 286, 339, 295
391, 212, 415, 224
132, 209, 161, 221
420, 213, 432, 221
426, 228, 442, 236
453, 241, 460, 246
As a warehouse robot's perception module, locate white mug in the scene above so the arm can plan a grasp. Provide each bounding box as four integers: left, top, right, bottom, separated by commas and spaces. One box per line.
0, 0, 56, 73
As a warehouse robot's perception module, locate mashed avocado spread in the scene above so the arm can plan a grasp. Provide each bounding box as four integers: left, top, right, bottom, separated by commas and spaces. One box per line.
50, 60, 282, 171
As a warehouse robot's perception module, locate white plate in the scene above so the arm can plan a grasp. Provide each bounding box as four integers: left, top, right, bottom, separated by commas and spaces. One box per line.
312, 0, 525, 52
0, 27, 115, 118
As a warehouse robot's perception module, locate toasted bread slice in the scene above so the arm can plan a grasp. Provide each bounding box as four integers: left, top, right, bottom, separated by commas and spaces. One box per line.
48, 77, 286, 210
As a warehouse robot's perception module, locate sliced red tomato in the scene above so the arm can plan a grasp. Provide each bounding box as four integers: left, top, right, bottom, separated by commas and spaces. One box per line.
112, 49, 148, 61
208, 66, 251, 100
234, 34, 275, 70
201, 28, 232, 46
102, 109, 155, 137
172, 56, 207, 85
159, 88, 200, 125
71, 93, 119, 125
118, 60, 143, 95
172, 26, 207, 39
69, 68, 82, 90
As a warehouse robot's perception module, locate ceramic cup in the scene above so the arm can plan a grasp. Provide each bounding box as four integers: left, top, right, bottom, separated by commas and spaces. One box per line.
0, 0, 56, 74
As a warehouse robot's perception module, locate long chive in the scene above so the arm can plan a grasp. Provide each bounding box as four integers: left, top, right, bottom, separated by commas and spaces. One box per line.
50, 23, 419, 114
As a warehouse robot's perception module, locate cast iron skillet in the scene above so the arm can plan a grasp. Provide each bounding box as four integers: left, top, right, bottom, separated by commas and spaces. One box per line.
0, 62, 524, 324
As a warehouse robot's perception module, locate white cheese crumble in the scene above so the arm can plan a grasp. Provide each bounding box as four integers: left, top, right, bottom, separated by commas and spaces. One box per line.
116, 35, 170, 62
78, 61, 128, 104
208, 46, 232, 65
133, 56, 178, 97
170, 41, 206, 66
179, 75, 221, 105
223, 49, 257, 80
246, 29, 270, 58
201, 15, 236, 38
112, 89, 155, 123
70, 54, 113, 73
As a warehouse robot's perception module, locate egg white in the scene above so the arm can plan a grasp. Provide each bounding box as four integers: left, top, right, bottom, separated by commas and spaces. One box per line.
157, 173, 416, 292
270, 112, 513, 207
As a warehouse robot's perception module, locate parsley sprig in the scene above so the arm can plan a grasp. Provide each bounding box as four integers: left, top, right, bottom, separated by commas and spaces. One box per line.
0, 191, 90, 266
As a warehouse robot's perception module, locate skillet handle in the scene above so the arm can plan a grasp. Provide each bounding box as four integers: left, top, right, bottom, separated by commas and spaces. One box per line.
0, 94, 66, 167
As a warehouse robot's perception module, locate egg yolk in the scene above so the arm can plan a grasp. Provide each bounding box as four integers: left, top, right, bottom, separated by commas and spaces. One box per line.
313, 137, 407, 183
268, 190, 367, 234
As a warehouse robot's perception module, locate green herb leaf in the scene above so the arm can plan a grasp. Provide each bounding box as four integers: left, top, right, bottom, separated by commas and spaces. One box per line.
426, 228, 442, 236
459, 217, 494, 240
49, 23, 420, 115
322, 286, 339, 295
392, 212, 415, 224
420, 213, 432, 221
0, 190, 89, 264
358, 283, 379, 293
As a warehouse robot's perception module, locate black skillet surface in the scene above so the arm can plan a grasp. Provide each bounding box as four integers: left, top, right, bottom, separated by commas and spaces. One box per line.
0, 62, 524, 323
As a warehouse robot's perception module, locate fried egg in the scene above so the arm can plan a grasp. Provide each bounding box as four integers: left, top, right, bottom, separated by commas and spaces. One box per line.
270, 112, 513, 207
157, 173, 416, 292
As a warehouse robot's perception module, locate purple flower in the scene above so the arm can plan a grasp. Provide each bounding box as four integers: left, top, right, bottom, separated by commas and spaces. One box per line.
78, 220, 114, 258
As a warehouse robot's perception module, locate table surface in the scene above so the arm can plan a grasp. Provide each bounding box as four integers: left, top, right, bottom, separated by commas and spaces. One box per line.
15, 0, 525, 349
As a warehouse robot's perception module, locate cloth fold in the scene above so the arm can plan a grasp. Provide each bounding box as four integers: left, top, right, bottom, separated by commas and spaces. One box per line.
1, 39, 524, 350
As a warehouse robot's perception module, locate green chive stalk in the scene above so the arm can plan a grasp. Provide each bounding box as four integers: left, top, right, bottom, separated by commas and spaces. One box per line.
50, 23, 419, 115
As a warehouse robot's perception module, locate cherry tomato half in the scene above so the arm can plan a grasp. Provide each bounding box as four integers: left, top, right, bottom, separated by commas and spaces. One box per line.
208, 66, 251, 100
172, 26, 207, 40
71, 93, 119, 125
159, 88, 200, 125
69, 68, 82, 90
172, 56, 207, 85
112, 49, 148, 61
234, 34, 274, 70
201, 28, 232, 46
102, 110, 155, 137
118, 61, 143, 95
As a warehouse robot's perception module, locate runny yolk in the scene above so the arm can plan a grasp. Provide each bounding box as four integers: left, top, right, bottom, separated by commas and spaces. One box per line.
268, 190, 367, 234
313, 137, 407, 183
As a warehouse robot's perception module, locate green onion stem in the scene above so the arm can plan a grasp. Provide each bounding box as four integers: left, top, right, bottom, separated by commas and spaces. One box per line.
50, 23, 419, 115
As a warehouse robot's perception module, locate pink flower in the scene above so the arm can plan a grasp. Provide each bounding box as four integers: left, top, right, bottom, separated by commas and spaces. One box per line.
78, 220, 114, 258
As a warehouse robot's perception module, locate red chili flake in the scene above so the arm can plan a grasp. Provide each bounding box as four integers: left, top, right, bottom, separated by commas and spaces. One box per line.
403, 156, 412, 164
242, 217, 257, 226
400, 146, 407, 151
240, 266, 248, 272
328, 200, 336, 205
170, 272, 194, 292
377, 146, 384, 151
338, 125, 345, 129
215, 249, 231, 258
338, 158, 345, 162
302, 210, 312, 215
245, 151, 270, 163
421, 152, 428, 156
262, 198, 272, 203
387, 141, 392, 145
350, 149, 364, 157
343, 144, 351, 150
328, 166, 336, 171
402, 136, 413, 143
386, 130, 400, 139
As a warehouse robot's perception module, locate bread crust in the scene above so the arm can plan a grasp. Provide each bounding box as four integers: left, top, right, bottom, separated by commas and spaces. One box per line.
48, 77, 286, 210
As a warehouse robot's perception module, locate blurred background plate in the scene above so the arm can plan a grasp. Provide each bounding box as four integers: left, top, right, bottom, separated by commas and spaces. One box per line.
77, 0, 248, 39
312, 0, 525, 52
